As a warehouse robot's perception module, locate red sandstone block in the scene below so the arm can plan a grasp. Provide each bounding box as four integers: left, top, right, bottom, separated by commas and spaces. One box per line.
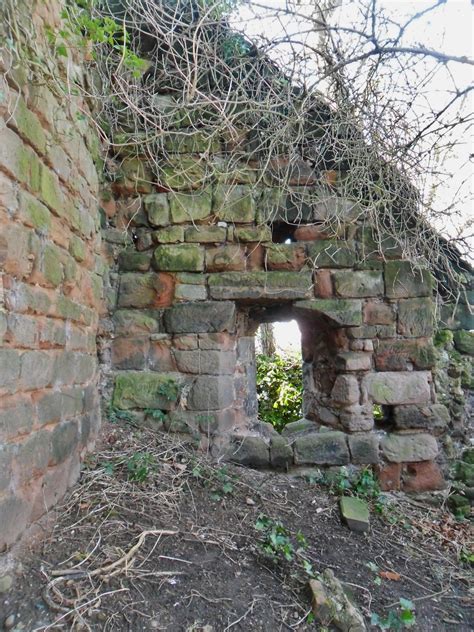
206, 246, 246, 272
402, 461, 445, 492
246, 243, 264, 270
314, 269, 333, 298
376, 462, 401, 491
294, 225, 331, 241
363, 301, 395, 325
266, 244, 306, 271
148, 340, 177, 372
111, 336, 149, 370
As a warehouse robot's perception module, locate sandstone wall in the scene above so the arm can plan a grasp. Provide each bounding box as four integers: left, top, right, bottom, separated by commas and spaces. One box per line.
0, 1, 102, 550
100, 127, 453, 493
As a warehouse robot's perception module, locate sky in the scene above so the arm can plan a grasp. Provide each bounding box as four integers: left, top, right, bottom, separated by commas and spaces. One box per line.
239, 1, 473, 351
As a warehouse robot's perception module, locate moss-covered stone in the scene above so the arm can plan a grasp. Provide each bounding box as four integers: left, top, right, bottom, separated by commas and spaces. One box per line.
294, 299, 362, 326
169, 189, 212, 223
159, 157, 206, 190
69, 235, 86, 262
118, 250, 152, 272
185, 226, 227, 243
162, 130, 221, 154
453, 330, 474, 355
113, 309, 161, 334
43, 244, 63, 287
21, 193, 51, 233
234, 226, 272, 242
307, 240, 357, 268
208, 271, 313, 300
12, 96, 47, 155
153, 226, 185, 243
385, 261, 433, 298
113, 372, 183, 410
333, 270, 384, 297
357, 226, 402, 260
398, 298, 434, 337
214, 184, 256, 222
143, 193, 169, 227
40, 166, 62, 214
153, 244, 204, 272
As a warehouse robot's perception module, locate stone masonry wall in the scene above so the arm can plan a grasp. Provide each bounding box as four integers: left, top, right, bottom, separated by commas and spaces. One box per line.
100, 121, 453, 493
0, 1, 102, 550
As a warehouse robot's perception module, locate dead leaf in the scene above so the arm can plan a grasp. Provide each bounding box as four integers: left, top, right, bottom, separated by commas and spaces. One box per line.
379, 570, 401, 581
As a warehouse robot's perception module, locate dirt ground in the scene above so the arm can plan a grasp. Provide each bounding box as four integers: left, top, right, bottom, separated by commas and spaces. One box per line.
1, 421, 472, 632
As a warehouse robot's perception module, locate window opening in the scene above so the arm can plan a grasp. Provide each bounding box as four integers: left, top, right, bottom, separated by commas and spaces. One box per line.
255, 320, 303, 433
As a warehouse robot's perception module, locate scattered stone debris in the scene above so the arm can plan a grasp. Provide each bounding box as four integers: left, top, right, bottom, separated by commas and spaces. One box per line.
309, 569, 366, 632
339, 496, 370, 533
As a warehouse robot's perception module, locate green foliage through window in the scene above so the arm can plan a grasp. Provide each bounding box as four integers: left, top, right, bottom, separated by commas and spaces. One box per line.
256, 352, 303, 432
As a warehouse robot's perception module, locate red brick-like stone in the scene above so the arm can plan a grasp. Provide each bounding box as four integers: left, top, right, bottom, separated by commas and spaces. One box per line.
294, 225, 331, 241
111, 336, 149, 370
246, 243, 264, 270
402, 461, 444, 492
363, 301, 395, 325
314, 269, 333, 298
376, 462, 401, 491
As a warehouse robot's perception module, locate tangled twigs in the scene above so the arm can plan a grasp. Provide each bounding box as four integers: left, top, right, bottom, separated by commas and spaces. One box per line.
51, 529, 179, 579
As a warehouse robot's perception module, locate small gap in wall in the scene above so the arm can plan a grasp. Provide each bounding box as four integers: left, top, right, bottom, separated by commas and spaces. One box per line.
271, 222, 297, 243
373, 404, 394, 430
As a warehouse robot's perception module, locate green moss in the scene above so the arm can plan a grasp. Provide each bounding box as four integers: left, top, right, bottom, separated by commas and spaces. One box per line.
25, 197, 51, 233
43, 244, 63, 287
113, 372, 182, 410
434, 329, 453, 347
153, 244, 204, 272
69, 235, 86, 262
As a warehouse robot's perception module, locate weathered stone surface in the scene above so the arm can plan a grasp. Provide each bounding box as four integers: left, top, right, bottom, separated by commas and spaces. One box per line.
174, 350, 236, 375
188, 376, 235, 410
348, 434, 379, 464
281, 418, 316, 438
118, 250, 152, 272
403, 461, 445, 492
336, 352, 372, 372
209, 271, 313, 300
0, 349, 21, 391
20, 351, 55, 391
307, 240, 357, 268
169, 190, 212, 223
398, 298, 433, 337
205, 245, 246, 272
294, 299, 362, 326
294, 431, 349, 465
376, 462, 402, 491
453, 330, 474, 355
111, 336, 149, 370
113, 372, 183, 410
340, 406, 374, 432
374, 339, 436, 371
313, 269, 333, 298
362, 371, 431, 405
175, 284, 207, 301
265, 243, 306, 271
439, 303, 474, 331
153, 226, 185, 243
363, 301, 395, 325
214, 185, 256, 222
270, 436, 293, 469
381, 433, 438, 463
153, 244, 204, 272
228, 436, 269, 467
310, 570, 366, 632
113, 309, 161, 334
340, 496, 370, 533
148, 338, 177, 372
0, 495, 29, 550
234, 226, 271, 242
50, 421, 79, 466
118, 273, 175, 308
330, 375, 360, 405
164, 301, 236, 333
393, 404, 449, 432
385, 261, 433, 298
185, 226, 226, 243
334, 270, 384, 298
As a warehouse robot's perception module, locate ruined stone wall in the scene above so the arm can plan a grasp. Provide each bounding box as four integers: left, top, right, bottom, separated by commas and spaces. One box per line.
100, 125, 456, 493
0, 1, 102, 550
